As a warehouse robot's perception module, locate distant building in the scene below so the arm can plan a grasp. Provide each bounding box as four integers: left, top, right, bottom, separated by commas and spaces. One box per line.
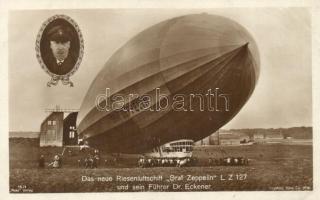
220, 139, 241, 145
195, 131, 250, 146
265, 132, 284, 139
63, 112, 78, 145
209, 132, 219, 145
194, 131, 218, 146
201, 136, 210, 145
219, 132, 250, 146
9, 131, 40, 138
40, 112, 78, 147
253, 133, 264, 140
40, 112, 64, 147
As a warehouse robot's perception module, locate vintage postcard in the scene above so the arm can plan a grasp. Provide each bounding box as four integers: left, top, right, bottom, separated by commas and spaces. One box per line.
1, 0, 319, 199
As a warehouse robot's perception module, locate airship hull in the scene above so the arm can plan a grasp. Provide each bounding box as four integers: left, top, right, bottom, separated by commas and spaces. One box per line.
77, 14, 260, 153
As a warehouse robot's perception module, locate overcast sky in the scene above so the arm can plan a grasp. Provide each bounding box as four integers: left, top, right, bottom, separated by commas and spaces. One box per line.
9, 8, 311, 131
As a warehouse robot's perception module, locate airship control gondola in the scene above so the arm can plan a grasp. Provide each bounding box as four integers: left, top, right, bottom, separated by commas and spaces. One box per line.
77, 14, 260, 153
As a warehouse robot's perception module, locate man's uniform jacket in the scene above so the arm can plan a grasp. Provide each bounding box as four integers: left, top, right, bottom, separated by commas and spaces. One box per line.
44, 53, 76, 75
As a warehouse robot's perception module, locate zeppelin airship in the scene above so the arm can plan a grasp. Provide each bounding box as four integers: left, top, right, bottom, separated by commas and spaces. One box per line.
77, 14, 260, 153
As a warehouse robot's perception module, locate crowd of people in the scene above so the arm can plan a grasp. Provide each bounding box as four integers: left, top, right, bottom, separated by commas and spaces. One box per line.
208, 157, 249, 166
38, 148, 101, 169
38, 148, 249, 169
78, 149, 100, 168
137, 157, 197, 168
103, 157, 118, 167
38, 154, 63, 169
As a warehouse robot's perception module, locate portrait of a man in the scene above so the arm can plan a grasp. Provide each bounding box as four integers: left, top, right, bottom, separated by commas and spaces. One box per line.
37, 15, 83, 83
44, 25, 77, 75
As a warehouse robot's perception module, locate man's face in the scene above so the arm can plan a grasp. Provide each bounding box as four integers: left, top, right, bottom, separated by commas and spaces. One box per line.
50, 41, 70, 61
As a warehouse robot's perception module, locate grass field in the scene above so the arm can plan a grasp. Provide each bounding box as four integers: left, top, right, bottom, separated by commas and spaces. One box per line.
9, 138, 312, 192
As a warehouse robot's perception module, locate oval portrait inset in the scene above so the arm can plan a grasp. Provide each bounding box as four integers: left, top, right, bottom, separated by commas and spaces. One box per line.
36, 14, 84, 87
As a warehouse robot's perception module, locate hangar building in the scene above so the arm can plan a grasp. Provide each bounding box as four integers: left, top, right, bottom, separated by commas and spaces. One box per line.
40, 110, 78, 147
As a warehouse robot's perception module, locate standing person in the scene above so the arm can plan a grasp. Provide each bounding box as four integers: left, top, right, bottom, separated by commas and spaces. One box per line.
56, 154, 62, 168
38, 155, 45, 168
84, 157, 89, 169
94, 154, 100, 168
48, 155, 60, 168
86, 154, 94, 168
94, 149, 100, 156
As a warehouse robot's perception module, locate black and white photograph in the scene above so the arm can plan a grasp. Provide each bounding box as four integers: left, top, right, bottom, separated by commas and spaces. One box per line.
35, 14, 84, 86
